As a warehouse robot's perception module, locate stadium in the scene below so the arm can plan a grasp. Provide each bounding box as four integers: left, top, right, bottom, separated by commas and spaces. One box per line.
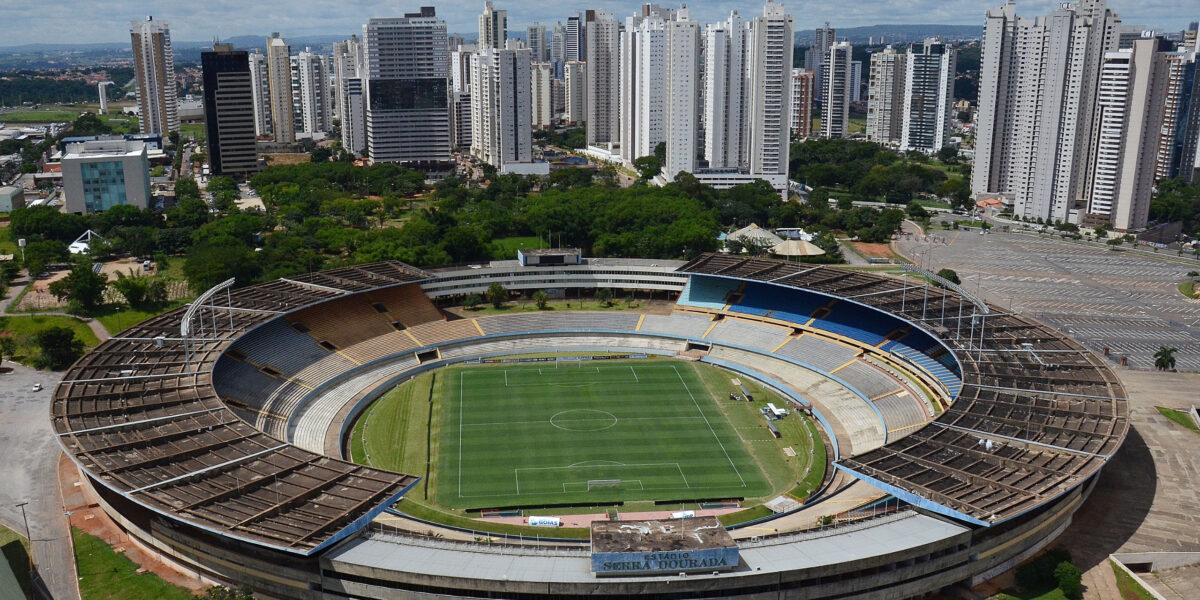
51, 251, 1129, 599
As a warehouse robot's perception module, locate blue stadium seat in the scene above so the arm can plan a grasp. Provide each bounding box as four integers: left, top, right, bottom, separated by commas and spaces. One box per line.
677, 275, 740, 311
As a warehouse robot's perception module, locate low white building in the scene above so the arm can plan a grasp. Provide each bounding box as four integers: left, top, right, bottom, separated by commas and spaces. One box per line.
61, 139, 151, 214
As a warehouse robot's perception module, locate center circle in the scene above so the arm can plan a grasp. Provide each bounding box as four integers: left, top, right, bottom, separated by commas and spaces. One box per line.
549, 409, 618, 431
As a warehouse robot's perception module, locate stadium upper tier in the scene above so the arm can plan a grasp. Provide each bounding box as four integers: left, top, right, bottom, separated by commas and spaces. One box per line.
53, 253, 1128, 563
677, 253, 1128, 525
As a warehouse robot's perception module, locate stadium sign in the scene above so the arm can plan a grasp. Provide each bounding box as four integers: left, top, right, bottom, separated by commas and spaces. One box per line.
592, 548, 739, 575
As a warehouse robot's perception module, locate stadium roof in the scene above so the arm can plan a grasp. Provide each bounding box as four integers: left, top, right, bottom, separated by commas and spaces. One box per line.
678, 253, 1129, 526
52, 261, 425, 555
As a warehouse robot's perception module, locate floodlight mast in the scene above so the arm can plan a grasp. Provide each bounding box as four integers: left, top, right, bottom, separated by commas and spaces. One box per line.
898, 263, 990, 359
181, 278, 237, 373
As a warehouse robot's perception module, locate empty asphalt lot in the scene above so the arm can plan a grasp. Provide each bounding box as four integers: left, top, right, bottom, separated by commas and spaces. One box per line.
898, 226, 1200, 371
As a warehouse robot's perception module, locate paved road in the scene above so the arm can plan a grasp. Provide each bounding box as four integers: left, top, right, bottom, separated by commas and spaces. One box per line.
0, 362, 77, 600
896, 224, 1200, 371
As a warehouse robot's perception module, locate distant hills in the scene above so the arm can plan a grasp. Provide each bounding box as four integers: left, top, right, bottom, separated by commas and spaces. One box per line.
795, 24, 983, 44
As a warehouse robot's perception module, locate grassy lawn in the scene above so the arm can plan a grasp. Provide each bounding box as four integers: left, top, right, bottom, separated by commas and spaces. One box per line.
987, 590, 1070, 600
94, 299, 190, 335
179, 123, 206, 140
1110, 560, 1157, 600
434, 360, 771, 509
0, 315, 100, 365
1178, 281, 1198, 299
0, 226, 16, 255
0, 522, 32, 599
351, 358, 824, 535
73, 527, 196, 600
0, 109, 81, 122
1156, 406, 1200, 433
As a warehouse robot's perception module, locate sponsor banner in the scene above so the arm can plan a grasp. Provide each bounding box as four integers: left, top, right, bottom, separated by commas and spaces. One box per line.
591, 547, 739, 575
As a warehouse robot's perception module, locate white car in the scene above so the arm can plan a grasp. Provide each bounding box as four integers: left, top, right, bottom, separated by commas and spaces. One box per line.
31, 383, 42, 392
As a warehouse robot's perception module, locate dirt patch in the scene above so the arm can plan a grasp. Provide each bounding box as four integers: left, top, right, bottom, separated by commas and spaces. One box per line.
849, 242, 898, 259
263, 153, 310, 166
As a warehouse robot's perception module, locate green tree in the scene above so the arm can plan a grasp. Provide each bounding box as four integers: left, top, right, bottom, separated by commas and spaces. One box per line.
935, 268, 961, 286
594, 287, 614, 307
34, 326, 85, 370
48, 259, 108, 314
1054, 561, 1083, 600
184, 237, 262, 294
463, 293, 482, 310
175, 177, 201, 204
1154, 346, 1177, 371
905, 201, 929, 219
111, 271, 168, 310
0, 334, 15, 370
632, 156, 662, 180
485, 282, 508, 308
22, 240, 68, 277
533, 290, 549, 310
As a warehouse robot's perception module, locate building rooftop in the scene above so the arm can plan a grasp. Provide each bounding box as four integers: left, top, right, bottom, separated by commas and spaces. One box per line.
591, 517, 735, 553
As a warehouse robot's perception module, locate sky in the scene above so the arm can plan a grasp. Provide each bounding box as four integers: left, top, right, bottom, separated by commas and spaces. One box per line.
0, 0, 1194, 46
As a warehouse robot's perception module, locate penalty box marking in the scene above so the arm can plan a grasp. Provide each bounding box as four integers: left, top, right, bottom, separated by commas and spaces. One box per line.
514, 462, 690, 495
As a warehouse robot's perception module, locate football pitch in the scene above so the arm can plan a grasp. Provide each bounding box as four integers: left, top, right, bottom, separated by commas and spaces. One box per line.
434, 360, 772, 509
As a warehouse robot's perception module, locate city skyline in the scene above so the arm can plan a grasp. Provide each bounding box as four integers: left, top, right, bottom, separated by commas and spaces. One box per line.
2, 0, 1193, 47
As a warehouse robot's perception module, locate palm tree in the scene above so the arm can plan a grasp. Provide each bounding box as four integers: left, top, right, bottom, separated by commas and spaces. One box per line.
1154, 346, 1177, 371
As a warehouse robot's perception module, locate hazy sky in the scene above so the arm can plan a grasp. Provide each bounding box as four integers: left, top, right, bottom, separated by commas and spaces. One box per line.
1, 0, 1193, 46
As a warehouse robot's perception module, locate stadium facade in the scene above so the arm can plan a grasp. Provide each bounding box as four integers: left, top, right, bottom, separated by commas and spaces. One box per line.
53, 255, 1127, 599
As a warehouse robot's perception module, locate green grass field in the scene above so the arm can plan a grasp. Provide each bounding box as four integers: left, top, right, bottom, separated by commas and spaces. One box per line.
434, 360, 771, 509
73, 527, 195, 600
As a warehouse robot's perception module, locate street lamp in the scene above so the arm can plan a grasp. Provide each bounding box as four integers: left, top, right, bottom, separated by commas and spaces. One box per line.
14, 501, 32, 581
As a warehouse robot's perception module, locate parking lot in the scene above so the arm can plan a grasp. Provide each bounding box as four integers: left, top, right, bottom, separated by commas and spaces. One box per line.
898, 226, 1200, 371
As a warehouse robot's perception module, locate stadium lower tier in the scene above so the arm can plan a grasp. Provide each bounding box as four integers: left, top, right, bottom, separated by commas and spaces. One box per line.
52, 256, 1127, 599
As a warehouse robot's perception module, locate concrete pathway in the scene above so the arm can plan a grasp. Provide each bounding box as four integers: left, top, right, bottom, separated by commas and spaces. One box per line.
0, 362, 78, 600
2, 275, 111, 342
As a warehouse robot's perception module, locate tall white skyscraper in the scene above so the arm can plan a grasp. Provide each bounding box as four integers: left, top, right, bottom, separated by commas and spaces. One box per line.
470, 46, 533, 168
566, 14, 585, 62
266, 33, 295, 143
822, 42, 852, 139
527, 23, 548, 62
867, 45, 905, 145
130, 16, 178, 135
450, 44, 476, 93
334, 37, 366, 155
663, 17, 702, 179
1087, 39, 1170, 230
619, 10, 667, 162
900, 39, 955, 152
363, 7, 451, 166
744, 2, 794, 176
531, 62, 553, 128
550, 23, 567, 77
565, 61, 587, 124
293, 48, 333, 135
586, 12, 621, 146
247, 50, 272, 138
478, 2, 507, 50
973, 0, 1121, 223
703, 11, 746, 169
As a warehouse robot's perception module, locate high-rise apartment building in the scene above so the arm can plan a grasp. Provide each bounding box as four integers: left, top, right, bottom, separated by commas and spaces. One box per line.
1155, 49, 1198, 180
850, 61, 863, 103
528, 23, 548, 62
745, 1, 794, 176
363, 7, 451, 167
266, 33, 295, 143
130, 16, 178, 135
619, 8, 668, 162
791, 68, 813, 138
973, 0, 1121, 223
334, 37, 367, 155
1170, 50, 1200, 182
550, 23, 567, 77
478, 2, 508, 50
470, 46, 533, 169
248, 50, 272, 137
867, 46, 905, 144
201, 44, 258, 175
451, 91, 471, 150
663, 17, 702, 179
450, 44, 476, 93
531, 62, 553, 128
808, 22, 835, 100
293, 48, 333, 135
1087, 39, 1170, 230
900, 39, 956, 152
703, 11, 746, 168
566, 14, 586, 62
822, 42, 852, 139
586, 12, 620, 146
565, 61, 587, 124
